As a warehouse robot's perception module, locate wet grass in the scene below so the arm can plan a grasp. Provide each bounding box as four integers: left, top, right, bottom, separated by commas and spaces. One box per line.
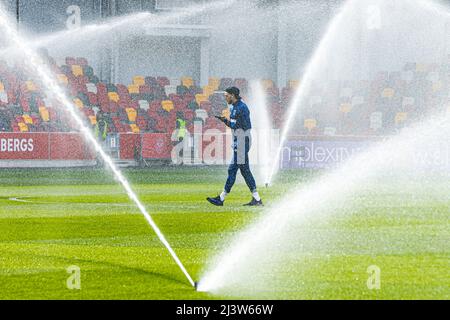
0, 167, 448, 299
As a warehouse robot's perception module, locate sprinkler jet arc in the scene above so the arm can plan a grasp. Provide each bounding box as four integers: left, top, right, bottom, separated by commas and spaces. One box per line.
0, 4, 199, 287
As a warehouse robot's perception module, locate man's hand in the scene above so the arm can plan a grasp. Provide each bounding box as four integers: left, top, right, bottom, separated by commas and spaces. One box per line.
215, 115, 226, 122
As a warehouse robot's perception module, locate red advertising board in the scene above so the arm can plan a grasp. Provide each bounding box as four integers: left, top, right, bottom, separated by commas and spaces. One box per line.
141, 133, 172, 159
119, 133, 141, 160
0, 133, 95, 161
49, 133, 95, 160
0, 133, 49, 159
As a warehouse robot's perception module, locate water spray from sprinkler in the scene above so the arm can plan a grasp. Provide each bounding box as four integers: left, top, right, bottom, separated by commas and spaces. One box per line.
0, 2, 203, 288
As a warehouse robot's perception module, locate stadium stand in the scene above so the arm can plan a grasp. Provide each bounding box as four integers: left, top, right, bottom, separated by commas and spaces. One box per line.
0, 55, 448, 137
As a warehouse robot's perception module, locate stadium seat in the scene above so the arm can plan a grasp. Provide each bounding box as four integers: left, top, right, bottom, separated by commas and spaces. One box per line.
323, 127, 336, 136
395, 112, 407, 124
199, 101, 212, 114
189, 86, 203, 96
65, 57, 77, 65
126, 107, 137, 122
22, 114, 33, 124
133, 76, 145, 86
402, 97, 415, 107
381, 88, 395, 98
304, 119, 317, 131
187, 100, 199, 111
128, 84, 139, 94
18, 122, 28, 132
432, 81, 442, 92
89, 115, 97, 125
208, 78, 220, 90
76, 57, 88, 66
195, 94, 208, 105
370, 112, 383, 130
0, 92, 8, 104
415, 63, 427, 72
202, 85, 215, 98
352, 96, 365, 106
288, 80, 300, 89
157, 77, 170, 87
161, 100, 174, 112
234, 78, 248, 92
71, 65, 83, 77
164, 85, 177, 96
169, 77, 181, 87
219, 78, 233, 90
138, 100, 149, 111
136, 116, 148, 131
426, 71, 439, 83
38, 106, 49, 122
176, 85, 189, 96
339, 103, 352, 113
108, 92, 120, 103
261, 79, 274, 90
25, 81, 37, 92
73, 98, 84, 109
181, 77, 194, 88
87, 92, 98, 105
57, 74, 69, 85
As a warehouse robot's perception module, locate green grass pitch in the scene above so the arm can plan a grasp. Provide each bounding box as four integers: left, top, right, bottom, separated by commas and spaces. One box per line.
0, 167, 448, 299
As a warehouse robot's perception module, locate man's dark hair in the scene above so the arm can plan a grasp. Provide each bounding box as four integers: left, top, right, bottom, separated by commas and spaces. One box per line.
225, 87, 241, 100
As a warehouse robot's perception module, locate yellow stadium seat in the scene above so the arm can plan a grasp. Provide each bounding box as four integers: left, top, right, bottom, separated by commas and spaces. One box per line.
89, 115, 97, 125
130, 124, 140, 133
382, 88, 395, 98
128, 84, 140, 94
161, 100, 174, 112
195, 94, 208, 105
339, 103, 352, 113
18, 122, 28, 132
261, 79, 273, 90
26, 80, 37, 92
22, 114, 33, 124
208, 78, 220, 90
57, 74, 69, 85
181, 77, 194, 88
126, 108, 137, 122
415, 63, 427, 72
304, 119, 317, 131
71, 65, 83, 77
0, 82, 4, 92
202, 85, 214, 98
395, 112, 408, 124
432, 81, 442, 92
108, 92, 119, 103
133, 76, 145, 86
73, 98, 84, 109
221, 108, 230, 119
288, 80, 300, 89
39, 107, 50, 122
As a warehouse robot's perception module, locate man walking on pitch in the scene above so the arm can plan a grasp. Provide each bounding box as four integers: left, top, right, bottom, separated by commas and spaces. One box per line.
207, 87, 263, 207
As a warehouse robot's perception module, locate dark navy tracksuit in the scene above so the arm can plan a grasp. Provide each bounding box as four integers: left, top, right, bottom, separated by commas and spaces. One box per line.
222, 99, 257, 194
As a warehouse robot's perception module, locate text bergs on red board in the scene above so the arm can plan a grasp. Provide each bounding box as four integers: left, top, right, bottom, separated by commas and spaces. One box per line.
0, 138, 34, 152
